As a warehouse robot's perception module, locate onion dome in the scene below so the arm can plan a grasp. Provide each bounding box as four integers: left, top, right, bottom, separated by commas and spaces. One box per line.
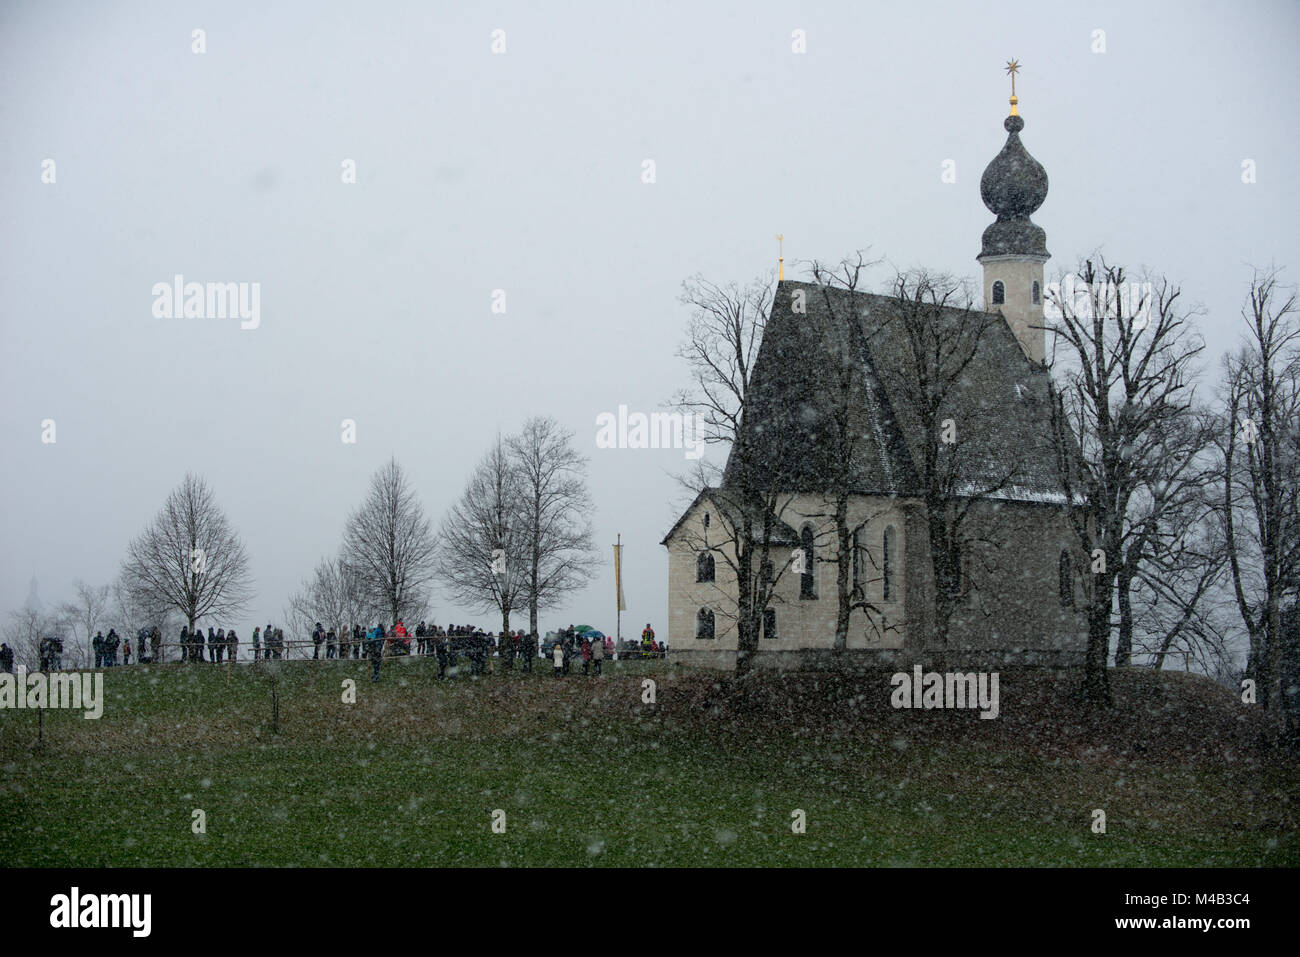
977, 97, 1050, 261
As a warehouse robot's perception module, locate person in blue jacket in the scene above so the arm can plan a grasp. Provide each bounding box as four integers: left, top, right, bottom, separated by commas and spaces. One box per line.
367, 624, 385, 681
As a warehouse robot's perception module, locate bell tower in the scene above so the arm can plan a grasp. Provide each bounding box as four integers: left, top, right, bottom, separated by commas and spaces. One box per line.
977, 60, 1050, 364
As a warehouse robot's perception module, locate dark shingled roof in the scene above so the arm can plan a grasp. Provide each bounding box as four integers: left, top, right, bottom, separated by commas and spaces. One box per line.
720, 280, 1067, 502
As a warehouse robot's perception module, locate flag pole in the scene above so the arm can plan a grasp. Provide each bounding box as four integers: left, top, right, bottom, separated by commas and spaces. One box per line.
615, 533, 623, 660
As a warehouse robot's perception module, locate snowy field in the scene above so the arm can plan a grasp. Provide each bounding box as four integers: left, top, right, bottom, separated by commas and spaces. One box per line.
1, 659, 1294, 867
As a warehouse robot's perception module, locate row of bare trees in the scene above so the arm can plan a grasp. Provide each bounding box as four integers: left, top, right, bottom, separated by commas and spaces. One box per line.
674, 255, 1299, 715
6, 418, 596, 667
1047, 259, 1298, 710
288, 417, 596, 642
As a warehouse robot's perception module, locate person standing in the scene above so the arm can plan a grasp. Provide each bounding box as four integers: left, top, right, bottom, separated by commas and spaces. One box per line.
435, 632, 448, 678
581, 637, 591, 676
592, 633, 604, 675
552, 641, 563, 678
367, 624, 384, 682
312, 622, 324, 660
105, 629, 120, 667
0, 642, 12, 674
93, 631, 105, 669
522, 632, 535, 673
123, 637, 132, 666
326, 628, 336, 659
251, 627, 261, 662
214, 628, 226, 664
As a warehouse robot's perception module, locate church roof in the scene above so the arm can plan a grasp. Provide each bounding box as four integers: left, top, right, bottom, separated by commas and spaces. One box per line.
659, 488, 801, 546
719, 280, 1067, 502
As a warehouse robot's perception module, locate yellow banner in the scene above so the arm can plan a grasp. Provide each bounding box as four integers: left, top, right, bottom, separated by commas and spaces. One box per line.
614, 543, 626, 611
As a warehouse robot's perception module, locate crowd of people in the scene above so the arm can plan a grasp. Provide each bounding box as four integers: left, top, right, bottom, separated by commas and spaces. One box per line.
3, 620, 665, 678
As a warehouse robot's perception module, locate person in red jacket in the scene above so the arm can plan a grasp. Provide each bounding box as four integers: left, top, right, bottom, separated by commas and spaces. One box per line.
394, 620, 409, 654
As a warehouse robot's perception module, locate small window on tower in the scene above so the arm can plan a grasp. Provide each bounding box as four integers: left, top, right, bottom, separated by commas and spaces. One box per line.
1032, 280, 1041, 304
992, 280, 1005, 305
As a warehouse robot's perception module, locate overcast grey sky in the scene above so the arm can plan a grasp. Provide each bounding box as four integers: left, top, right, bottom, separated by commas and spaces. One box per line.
2, 0, 1297, 642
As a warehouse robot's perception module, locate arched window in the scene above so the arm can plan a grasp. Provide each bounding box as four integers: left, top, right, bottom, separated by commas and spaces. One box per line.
762, 608, 777, 640
696, 551, 715, 583
882, 526, 897, 602
1058, 551, 1073, 608
852, 528, 865, 596
992, 280, 1005, 305
696, 608, 715, 640
1032, 280, 1041, 304
800, 525, 816, 599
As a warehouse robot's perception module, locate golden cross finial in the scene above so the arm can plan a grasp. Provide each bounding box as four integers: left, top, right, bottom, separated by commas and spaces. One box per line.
776, 234, 784, 280
1005, 59, 1021, 115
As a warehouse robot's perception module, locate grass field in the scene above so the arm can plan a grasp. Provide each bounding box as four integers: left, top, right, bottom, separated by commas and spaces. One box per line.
1, 656, 1296, 867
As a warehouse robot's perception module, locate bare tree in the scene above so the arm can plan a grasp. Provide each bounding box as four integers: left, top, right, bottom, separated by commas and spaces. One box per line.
1046, 257, 1206, 707
57, 581, 111, 669
873, 267, 1016, 646
287, 553, 369, 649
435, 437, 530, 633
119, 473, 253, 639
3, 604, 53, 671
805, 252, 894, 651
342, 458, 438, 629
1219, 267, 1300, 712
672, 272, 796, 678
1128, 467, 1233, 672
1103, 391, 1224, 672
110, 573, 180, 662
507, 417, 598, 636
